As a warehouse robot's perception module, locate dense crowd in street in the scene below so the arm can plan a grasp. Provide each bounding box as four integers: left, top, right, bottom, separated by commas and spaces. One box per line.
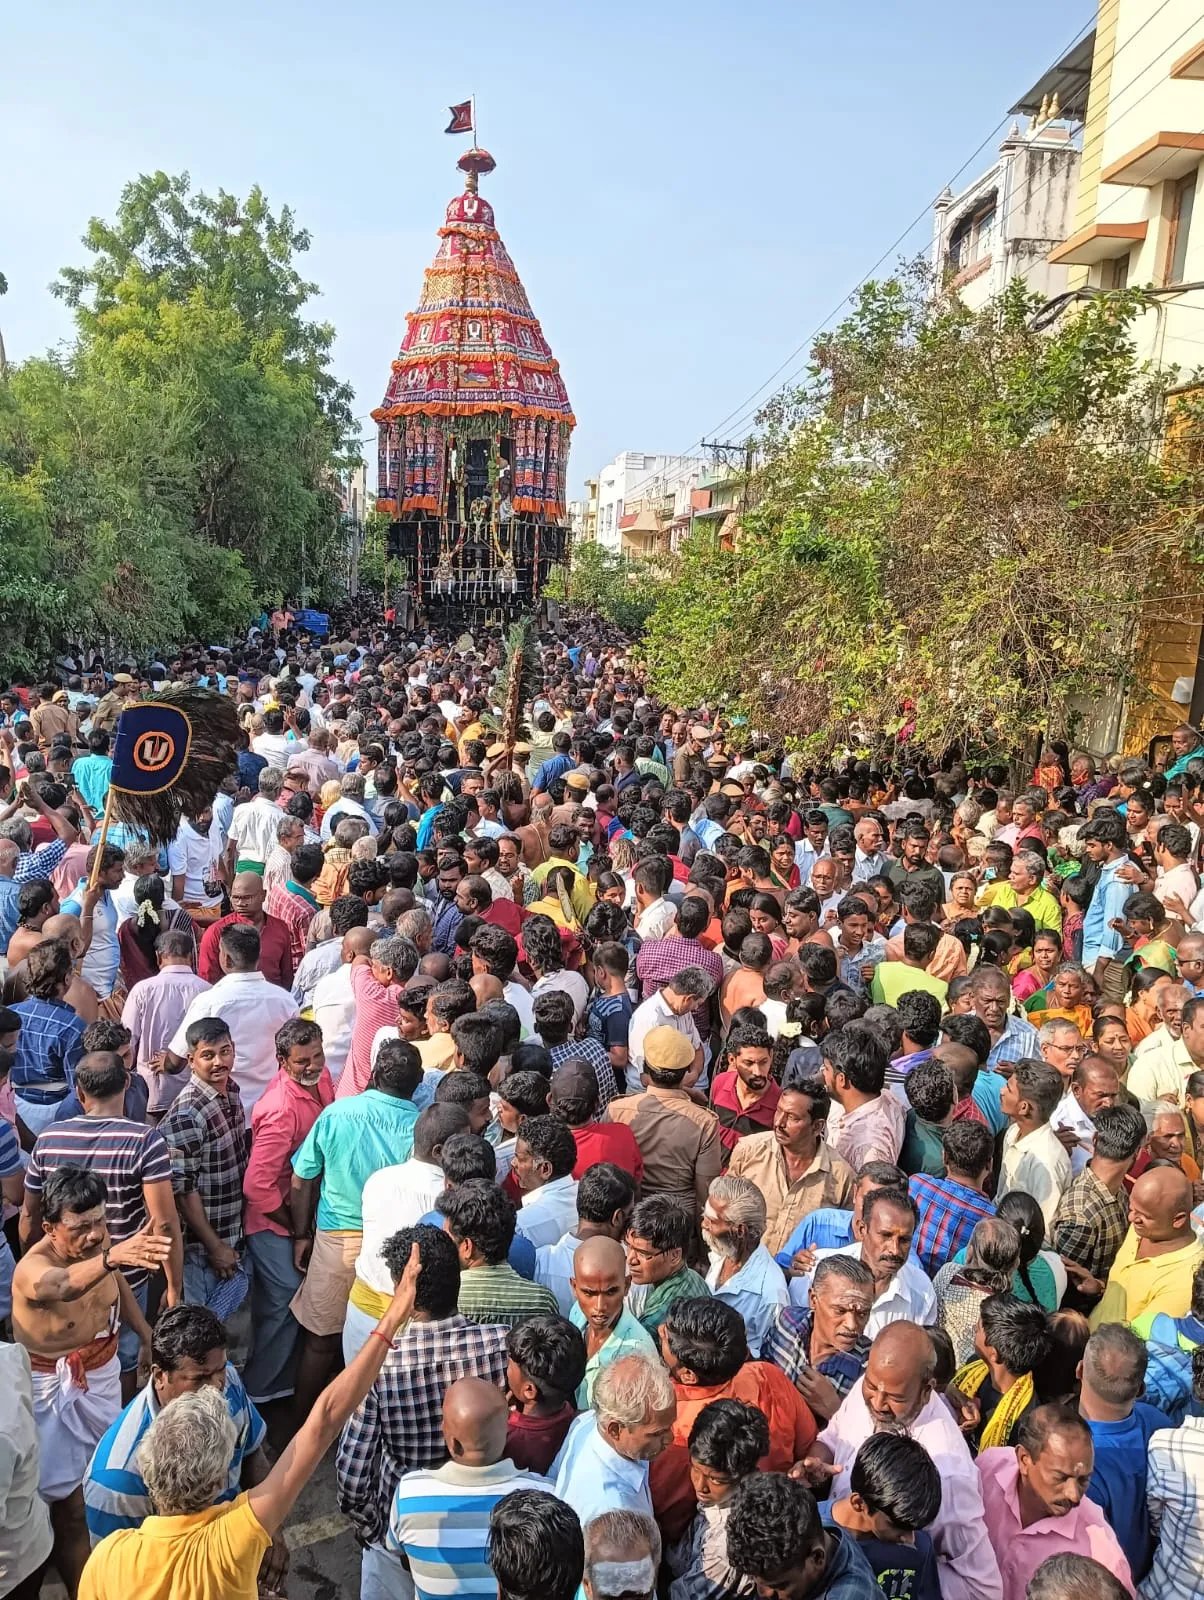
2, 612, 1204, 1600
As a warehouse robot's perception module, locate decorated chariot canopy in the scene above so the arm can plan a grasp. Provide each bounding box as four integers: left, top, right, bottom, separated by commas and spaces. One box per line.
374, 144, 575, 523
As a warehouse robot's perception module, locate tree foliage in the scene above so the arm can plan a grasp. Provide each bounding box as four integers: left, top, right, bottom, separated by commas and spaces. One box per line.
550, 541, 664, 634
0, 171, 358, 670
643, 267, 1204, 759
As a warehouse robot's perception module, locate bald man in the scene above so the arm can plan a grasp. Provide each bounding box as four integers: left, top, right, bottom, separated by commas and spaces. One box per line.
376, 1376, 553, 1600
570, 1236, 658, 1406
198, 870, 294, 988
810, 1322, 1003, 1600
312, 926, 377, 1085
470, 972, 504, 1009
1090, 1165, 1203, 1330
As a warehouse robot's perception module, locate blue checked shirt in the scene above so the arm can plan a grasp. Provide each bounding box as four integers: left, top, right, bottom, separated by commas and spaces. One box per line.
1144, 1415, 1204, 1600
773, 1206, 856, 1269
908, 1173, 996, 1276
84, 1362, 265, 1541
336, 1315, 507, 1544
11, 995, 86, 1103
14, 838, 67, 884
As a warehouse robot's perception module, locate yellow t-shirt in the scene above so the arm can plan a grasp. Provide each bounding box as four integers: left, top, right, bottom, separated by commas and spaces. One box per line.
1089, 1230, 1203, 1331
79, 1492, 271, 1600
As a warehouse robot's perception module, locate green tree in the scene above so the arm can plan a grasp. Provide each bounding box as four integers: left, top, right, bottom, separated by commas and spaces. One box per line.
644, 266, 1204, 760
0, 172, 358, 671
550, 541, 663, 633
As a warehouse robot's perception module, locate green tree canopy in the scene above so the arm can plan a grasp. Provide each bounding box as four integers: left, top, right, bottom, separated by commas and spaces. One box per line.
0, 172, 358, 670
643, 267, 1204, 760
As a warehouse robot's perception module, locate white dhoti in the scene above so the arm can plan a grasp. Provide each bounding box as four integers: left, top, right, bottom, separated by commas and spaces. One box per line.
30, 1336, 122, 1502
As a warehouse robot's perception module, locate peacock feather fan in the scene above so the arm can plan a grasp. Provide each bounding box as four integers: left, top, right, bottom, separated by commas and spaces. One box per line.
107, 687, 241, 846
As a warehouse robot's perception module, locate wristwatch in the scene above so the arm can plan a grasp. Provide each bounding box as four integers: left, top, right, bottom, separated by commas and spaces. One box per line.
101, 1247, 114, 1274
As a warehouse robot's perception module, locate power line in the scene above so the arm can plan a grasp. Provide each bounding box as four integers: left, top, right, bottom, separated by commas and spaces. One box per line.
697, 0, 1197, 449
613, 0, 1186, 509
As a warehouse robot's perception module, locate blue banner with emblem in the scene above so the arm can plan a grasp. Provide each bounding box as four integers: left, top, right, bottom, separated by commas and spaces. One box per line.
110, 703, 193, 796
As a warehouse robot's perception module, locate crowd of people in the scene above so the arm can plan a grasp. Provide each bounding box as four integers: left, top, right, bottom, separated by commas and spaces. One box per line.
0, 617, 1203, 1600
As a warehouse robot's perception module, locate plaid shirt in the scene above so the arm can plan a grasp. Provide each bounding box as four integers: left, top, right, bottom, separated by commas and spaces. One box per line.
160, 1077, 249, 1248
764, 1306, 869, 1404
11, 995, 87, 1103
1146, 1415, 1204, 1599
265, 880, 319, 970
634, 936, 725, 1001
908, 1174, 996, 1277
336, 1315, 508, 1543
14, 838, 67, 884
1051, 1166, 1130, 1282
548, 1037, 619, 1109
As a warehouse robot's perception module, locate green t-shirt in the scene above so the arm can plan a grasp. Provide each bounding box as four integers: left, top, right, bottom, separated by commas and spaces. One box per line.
870, 962, 949, 1009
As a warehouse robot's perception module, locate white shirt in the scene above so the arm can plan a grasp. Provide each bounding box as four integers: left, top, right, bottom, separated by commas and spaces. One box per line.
312, 961, 356, 1082
292, 938, 343, 1008
629, 991, 701, 1073
356, 1158, 446, 1295
0, 1345, 52, 1590
229, 795, 286, 867
552, 1412, 652, 1527
252, 731, 292, 770
477, 981, 528, 1044
167, 818, 224, 906
535, 1230, 582, 1316
321, 796, 380, 840
635, 897, 677, 940
997, 1122, 1072, 1240
532, 969, 590, 1024
516, 1174, 580, 1250
483, 867, 514, 904
1051, 1090, 1096, 1176
169, 970, 299, 1110
706, 1243, 789, 1357
793, 1241, 937, 1334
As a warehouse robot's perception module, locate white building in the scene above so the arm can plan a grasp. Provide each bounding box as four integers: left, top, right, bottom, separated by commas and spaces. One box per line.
593, 451, 706, 552
934, 122, 1082, 310
932, 33, 1091, 310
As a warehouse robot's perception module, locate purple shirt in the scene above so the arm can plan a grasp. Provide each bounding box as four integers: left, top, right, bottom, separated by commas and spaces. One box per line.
121, 966, 212, 1114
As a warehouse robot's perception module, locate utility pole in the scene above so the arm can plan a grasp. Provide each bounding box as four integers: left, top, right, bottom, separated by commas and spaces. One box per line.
700, 437, 757, 514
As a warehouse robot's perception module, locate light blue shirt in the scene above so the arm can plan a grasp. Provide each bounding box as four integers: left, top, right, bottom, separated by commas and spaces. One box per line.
706, 1242, 789, 1357
570, 1302, 657, 1406
1082, 853, 1134, 968
292, 1089, 418, 1231
552, 1410, 652, 1526
71, 753, 113, 814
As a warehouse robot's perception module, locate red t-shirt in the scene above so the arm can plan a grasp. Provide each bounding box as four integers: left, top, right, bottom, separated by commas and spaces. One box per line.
572, 1120, 644, 1183
198, 912, 294, 989
482, 899, 526, 939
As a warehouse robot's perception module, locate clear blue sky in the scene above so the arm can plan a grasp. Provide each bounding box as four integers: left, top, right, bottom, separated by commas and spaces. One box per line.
3, 0, 1087, 497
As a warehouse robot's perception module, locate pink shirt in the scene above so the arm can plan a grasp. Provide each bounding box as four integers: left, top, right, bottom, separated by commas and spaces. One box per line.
825, 1091, 906, 1169
244, 1066, 335, 1235
976, 1447, 1133, 1600
337, 964, 401, 1098
820, 1382, 1002, 1600
121, 966, 213, 1114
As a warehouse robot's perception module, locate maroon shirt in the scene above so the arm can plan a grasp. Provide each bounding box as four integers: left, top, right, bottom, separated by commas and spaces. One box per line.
198, 911, 294, 989
504, 1406, 577, 1475
709, 1069, 781, 1154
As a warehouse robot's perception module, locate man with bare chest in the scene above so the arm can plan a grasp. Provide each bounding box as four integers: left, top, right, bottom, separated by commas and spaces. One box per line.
12, 1164, 168, 1597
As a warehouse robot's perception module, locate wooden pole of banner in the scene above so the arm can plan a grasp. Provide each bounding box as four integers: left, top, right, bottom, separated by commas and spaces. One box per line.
87, 787, 116, 891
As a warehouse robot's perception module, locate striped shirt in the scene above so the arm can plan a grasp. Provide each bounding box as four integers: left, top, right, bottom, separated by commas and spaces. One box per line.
11, 995, 86, 1103
456, 1261, 559, 1329
547, 1037, 619, 1110
26, 1116, 172, 1289
386, 1459, 554, 1600
83, 1361, 265, 1543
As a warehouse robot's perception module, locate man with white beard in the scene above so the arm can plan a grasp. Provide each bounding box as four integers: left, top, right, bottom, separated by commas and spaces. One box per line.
701, 1175, 788, 1359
